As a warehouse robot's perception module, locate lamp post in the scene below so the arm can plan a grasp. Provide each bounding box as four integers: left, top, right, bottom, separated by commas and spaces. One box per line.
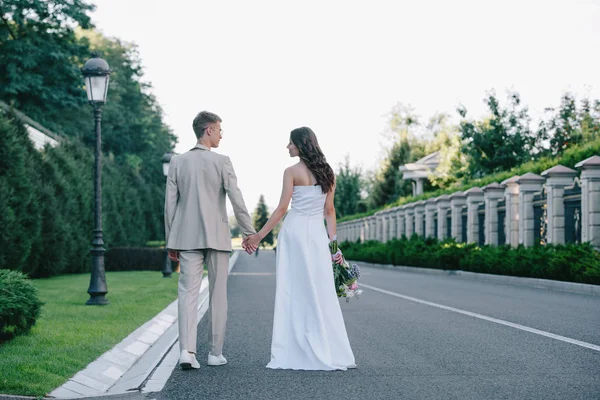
82, 55, 111, 305
161, 152, 176, 278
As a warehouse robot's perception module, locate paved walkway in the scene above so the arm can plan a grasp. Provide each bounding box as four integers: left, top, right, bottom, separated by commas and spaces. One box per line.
22, 249, 600, 399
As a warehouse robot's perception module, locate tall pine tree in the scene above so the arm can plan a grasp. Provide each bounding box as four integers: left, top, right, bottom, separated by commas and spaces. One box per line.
252, 195, 273, 246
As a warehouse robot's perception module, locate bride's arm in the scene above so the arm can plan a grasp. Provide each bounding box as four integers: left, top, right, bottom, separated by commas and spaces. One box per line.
324, 182, 337, 241
245, 168, 294, 246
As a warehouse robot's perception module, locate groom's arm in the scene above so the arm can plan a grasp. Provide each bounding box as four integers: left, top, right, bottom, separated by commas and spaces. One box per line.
164, 156, 179, 247
222, 156, 256, 237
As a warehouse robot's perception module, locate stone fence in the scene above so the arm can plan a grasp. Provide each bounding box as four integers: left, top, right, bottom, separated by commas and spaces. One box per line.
337, 156, 600, 250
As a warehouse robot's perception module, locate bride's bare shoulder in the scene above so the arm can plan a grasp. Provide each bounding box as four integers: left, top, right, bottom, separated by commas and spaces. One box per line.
285, 163, 303, 174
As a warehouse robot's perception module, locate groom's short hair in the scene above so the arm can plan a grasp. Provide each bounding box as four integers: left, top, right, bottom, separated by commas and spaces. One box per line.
193, 111, 222, 138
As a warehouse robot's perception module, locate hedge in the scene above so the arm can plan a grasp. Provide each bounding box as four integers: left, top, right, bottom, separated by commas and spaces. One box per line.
341, 236, 600, 285
105, 247, 178, 272
0, 111, 166, 278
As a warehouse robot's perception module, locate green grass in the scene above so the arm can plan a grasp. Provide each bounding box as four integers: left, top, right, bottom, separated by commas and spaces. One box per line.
0, 271, 179, 397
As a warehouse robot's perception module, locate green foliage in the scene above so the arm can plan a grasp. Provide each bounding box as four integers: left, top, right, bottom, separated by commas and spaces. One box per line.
0, 0, 94, 131
253, 194, 273, 246
334, 155, 364, 218
0, 112, 166, 277
0, 112, 43, 272
0, 270, 43, 342
341, 237, 600, 284
1, 0, 177, 208
369, 139, 413, 208
537, 94, 600, 156
338, 136, 600, 223
0, 0, 177, 278
457, 91, 539, 178
368, 103, 421, 209
79, 30, 177, 188
425, 113, 465, 188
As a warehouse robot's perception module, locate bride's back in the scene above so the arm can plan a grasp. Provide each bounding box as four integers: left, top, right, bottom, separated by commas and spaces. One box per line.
290, 162, 318, 187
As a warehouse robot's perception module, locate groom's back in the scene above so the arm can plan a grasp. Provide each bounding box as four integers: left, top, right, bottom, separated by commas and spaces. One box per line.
166, 147, 232, 251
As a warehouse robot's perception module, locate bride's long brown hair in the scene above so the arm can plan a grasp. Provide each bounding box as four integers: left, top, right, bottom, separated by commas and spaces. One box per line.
290, 127, 335, 193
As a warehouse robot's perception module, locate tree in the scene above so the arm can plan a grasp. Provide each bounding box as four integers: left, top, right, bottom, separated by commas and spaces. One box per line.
334, 155, 363, 218
0, 0, 95, 132
1, 1, 177, 189
252, 195, 273, 246
537, 94, 600, 157
424, 113, 466, 189
368, 103, 419, 208
369, 139, 412, 208
457, 91, 536, 178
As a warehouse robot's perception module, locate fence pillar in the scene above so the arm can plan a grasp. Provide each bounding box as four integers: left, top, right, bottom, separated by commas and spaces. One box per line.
425, 198, 437, 238
388, 207, 398, 239
414, 201, 426, 237
541, 165, 577, 245
375, 211, 384, 242
465, 187, 484, 244
405, 204, 415, 237
575, 155, 600, 250
501, 176, 520, 247
396, 207, 406, 238
516, 173, 546, 247
370, 216, 378, 241
436, 195, 451, 240
450, 191, 467, 242
359, 218, 369, 243
483, 182, 506, 246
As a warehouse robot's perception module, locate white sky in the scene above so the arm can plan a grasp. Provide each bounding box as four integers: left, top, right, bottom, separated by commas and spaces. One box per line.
90, 0, 600, 211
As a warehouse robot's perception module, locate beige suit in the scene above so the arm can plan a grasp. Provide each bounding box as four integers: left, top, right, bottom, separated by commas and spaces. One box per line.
165, 144, 255, 355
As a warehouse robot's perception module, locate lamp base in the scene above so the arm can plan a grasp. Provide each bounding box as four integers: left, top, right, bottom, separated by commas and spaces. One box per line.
86, 294, 109, 306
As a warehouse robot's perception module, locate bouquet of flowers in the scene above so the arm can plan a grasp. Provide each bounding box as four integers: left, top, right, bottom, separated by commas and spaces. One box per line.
329, 238, 363, 302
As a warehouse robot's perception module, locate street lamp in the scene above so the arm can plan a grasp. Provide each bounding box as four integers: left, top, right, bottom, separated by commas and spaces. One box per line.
82, 55, 111, 305
161, 152, 176, 278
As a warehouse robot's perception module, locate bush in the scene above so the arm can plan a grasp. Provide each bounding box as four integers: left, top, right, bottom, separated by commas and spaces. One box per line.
0, 269, 43, 342
105, 247, 178, 272
341, 237, 600, 285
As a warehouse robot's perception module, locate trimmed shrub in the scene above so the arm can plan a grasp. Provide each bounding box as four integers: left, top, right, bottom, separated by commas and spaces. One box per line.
0, 269, 43, 342
341, 237, 600, 285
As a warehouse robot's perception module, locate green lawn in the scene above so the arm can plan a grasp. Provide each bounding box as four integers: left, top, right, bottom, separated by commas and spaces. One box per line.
0, 271, 179, 397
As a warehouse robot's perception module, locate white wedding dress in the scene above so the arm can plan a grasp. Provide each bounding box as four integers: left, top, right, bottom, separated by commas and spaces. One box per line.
266, 185, 356, 371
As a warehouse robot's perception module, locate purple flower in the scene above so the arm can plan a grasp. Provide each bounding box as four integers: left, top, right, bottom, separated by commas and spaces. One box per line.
350, 263, 361, 279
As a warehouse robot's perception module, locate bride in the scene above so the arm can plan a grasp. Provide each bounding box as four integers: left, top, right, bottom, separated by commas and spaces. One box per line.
244, 127, 356, 371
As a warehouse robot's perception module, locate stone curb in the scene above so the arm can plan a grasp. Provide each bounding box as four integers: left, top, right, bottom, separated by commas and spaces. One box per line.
352, 260, 600, 296
45, 251, 240, 399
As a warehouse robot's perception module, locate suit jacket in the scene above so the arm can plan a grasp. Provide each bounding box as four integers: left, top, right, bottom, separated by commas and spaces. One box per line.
164, 144, 256, 251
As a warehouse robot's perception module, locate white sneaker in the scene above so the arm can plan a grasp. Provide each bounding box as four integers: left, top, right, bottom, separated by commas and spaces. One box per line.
179, 350, 200, 370
207, 352, 227, 366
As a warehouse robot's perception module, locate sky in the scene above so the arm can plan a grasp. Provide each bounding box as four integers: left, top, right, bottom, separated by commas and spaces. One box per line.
89, 0, 600, 211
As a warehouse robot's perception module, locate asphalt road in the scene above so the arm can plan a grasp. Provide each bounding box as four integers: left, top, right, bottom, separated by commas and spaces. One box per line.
155, 250, 600, 400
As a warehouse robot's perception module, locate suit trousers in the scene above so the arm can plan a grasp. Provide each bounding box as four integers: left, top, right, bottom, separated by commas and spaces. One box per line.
178, 249, 230, 356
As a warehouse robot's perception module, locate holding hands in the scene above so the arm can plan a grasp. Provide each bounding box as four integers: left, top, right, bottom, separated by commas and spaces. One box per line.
242, 233, 262, 254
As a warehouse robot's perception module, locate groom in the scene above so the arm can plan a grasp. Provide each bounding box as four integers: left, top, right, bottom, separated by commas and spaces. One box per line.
164, 111, 257, 370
